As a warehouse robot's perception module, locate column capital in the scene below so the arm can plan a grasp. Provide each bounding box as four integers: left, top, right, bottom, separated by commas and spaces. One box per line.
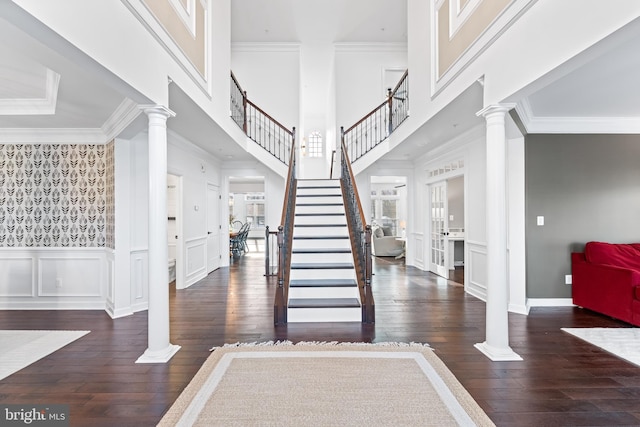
476, 103, 516, 119
139, 104, 176, 119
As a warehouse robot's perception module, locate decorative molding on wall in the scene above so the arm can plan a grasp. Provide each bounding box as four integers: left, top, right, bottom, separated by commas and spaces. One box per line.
0, 143, 115, 248
431, 0, 538, 95
121, 0, 210, 95
515, 98, 640, 133
466, 241, 487, 301
0, 248, 107, 310
0, 68, 60, 116
184, 237, 207, 288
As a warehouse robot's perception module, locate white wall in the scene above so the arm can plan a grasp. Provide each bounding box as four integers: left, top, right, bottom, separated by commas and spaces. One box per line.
167, 134, 222, 288
231, 44, 300, 132
334, 44, 408, 131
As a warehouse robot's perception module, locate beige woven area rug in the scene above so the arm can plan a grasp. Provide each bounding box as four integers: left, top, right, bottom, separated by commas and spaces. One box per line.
159, 342, 494, 427
0, 330, 89, 381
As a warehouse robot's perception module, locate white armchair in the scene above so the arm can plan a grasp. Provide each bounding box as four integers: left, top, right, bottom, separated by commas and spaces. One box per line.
372, 226, 404, 257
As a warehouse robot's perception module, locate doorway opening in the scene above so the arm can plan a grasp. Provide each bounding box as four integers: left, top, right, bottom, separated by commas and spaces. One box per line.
428, 175, 465, 284
229, 176, 266, 255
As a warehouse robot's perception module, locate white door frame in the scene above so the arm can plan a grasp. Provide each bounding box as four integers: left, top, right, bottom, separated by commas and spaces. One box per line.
168, 172, 185, 290
428, 180, 449, 279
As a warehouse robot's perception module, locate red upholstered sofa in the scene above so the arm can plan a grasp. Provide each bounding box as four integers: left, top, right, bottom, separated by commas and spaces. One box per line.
571, 241, 640, 326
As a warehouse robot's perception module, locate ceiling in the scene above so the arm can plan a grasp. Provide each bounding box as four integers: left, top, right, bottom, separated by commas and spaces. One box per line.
1, 4, 639, 164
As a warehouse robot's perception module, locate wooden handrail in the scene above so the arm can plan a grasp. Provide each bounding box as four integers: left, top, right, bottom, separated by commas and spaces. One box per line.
330, 150, 336, 179
391, 69, 409, 95
342, 145, 367, 228
246, 99, 293, 138
340, 129, 374, 323
274, 129, 296, 325
343, 99, 387, 135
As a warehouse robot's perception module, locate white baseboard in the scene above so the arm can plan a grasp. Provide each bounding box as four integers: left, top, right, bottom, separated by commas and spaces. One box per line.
527, 298, 575, 308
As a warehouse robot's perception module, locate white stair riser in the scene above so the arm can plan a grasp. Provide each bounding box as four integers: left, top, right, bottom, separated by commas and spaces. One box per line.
289, 269, 356, 280
288, 287, 360, 299
296, 196, 343, 205
295, 204, 345, 215
297, 180, 339, 188
295, 215, 346, 225
293, 227, 348, 237
297, 187, 342, 196
292, 239, 351, 250
291, 252, 352, 264
287, 307, 361, 323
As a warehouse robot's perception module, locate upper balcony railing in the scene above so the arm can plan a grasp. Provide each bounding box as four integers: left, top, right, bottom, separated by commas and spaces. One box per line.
231, 72, 294, 165
343, 70, 408, 163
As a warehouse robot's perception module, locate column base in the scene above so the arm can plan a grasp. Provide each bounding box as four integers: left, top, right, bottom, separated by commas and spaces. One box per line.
474, 341, 522, 361
136, 343, 181, 364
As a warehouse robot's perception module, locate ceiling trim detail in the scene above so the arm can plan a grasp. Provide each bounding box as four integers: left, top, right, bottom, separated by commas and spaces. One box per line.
334, 42, 408, 53
102, 98, 143, 141
0, 68, 60, 115
0, 128, 105, 144
516, 98, 640, 134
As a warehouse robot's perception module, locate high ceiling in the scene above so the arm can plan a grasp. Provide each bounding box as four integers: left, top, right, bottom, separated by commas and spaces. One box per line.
1, 3, 639, 165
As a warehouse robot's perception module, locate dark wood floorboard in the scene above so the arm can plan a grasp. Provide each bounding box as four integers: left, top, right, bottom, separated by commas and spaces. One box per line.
1, 253, 639, 426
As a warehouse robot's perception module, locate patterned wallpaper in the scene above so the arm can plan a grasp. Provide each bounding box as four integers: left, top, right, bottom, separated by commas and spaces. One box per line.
0, 143, 115, 248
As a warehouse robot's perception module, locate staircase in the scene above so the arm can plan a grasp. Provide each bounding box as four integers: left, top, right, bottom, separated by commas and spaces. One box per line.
287, 179, 361, 322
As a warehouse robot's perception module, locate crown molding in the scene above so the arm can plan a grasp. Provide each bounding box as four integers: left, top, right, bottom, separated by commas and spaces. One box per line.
102, 98, 143, 141
516, 98, 640, 133
0, 128, 106, 144
231, 42, 301, 53
334, 42, 408, 53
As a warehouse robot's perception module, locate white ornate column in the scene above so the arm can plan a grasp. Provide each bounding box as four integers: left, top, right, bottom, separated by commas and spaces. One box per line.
474, 104, 522, 361
136, 105, 181, 364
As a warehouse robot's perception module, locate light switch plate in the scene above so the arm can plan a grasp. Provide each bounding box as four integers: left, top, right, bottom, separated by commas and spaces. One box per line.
565, 275, 572, 285
536, 216, 544, 226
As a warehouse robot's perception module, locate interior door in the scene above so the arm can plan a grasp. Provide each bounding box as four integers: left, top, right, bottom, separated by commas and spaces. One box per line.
207, 184, 220, 273
429, 181, 449, 279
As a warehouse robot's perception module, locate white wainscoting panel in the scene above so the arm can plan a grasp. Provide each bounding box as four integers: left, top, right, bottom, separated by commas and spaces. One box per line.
0, 248, 106, 309
130, 249, 148, 312
466, 240, 487, 301
184, 237, 207, 288
0, 256, 33, 297
39, 257, 102, 297
413, 234, 424, 269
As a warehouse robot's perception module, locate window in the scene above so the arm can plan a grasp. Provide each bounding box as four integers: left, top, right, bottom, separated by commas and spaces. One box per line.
371, 188, 400, 235
244, 193, 265, 227
307, 131, 323, 157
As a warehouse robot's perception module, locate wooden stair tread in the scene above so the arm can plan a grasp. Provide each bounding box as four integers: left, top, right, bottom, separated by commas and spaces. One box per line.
297, 186, 341, 190
288, 298, 361, 308
290, 279, 358, 287
297, 194, 341, 197
291, 263, 354, 269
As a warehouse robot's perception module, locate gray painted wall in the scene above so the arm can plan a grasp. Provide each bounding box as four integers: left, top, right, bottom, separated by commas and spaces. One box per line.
447, 175, 464, 229
525, 134, 640, 298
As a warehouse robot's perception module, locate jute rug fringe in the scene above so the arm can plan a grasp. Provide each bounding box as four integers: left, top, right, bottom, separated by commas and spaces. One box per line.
210, 341, 431, 351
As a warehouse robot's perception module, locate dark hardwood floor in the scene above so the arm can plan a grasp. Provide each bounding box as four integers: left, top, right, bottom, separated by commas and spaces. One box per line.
1, 253, 639, 426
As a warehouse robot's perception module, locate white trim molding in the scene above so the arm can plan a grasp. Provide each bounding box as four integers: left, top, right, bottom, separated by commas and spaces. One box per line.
0, 68, 60, 115
515, 99, 640, 133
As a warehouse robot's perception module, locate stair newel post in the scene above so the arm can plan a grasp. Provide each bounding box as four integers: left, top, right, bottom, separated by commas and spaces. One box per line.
364, 225, 374, 323
264, 225, 270, 277
274, 225, 286, 325
242, 90, 248, 134
387, 88, 393, 135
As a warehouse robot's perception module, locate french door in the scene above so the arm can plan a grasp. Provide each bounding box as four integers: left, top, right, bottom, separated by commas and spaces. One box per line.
429, 181, 449, 279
